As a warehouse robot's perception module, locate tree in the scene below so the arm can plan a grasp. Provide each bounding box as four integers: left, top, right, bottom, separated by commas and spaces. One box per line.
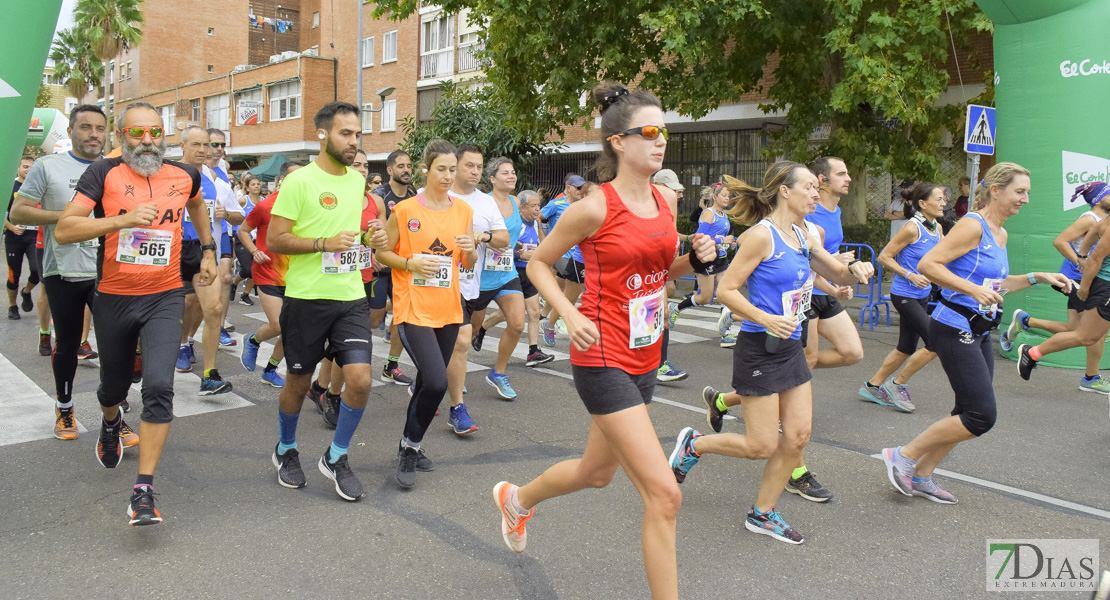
375, 0, 992, 220
36, 84, 53, 109
75, 0, 144, 148
50, 28, 105, 101
398, 82, 561, 189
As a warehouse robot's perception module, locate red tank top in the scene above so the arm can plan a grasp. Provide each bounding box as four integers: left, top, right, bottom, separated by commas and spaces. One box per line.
572, 183, 678, 374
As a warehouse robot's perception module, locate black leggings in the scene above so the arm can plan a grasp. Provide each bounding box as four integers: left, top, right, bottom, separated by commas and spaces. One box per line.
892, 293, 933, 355
234, 237, 253, 279
930, 320, 996, 437
396, 322, 459, 444
5, 231, 39, 291
42, 276, 95, 401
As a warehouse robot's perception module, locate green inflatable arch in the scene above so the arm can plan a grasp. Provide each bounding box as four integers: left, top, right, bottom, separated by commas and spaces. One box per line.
977, 0, 1110, 368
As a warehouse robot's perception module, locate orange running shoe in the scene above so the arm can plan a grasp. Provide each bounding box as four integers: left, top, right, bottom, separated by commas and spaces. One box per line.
119, 420, 140, 448
492, 481, 534, 553
53, 407, 78, 440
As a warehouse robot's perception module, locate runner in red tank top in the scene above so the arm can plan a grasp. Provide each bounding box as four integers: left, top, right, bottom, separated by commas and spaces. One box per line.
488, 82, 716, 600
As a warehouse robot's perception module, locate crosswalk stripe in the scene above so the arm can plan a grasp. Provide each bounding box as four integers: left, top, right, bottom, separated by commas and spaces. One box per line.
0, 350, 90, 446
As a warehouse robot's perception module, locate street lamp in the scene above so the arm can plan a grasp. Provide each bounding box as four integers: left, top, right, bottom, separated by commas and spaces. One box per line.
364, 87, 395, 112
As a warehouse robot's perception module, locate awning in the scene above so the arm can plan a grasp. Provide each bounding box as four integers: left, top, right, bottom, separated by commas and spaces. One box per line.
247, 152, 290, 182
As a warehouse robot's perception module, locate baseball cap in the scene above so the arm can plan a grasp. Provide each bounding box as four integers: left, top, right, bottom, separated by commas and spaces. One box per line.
652, 169, 684, 191
1072, 182, 1110, 206
566, 175, 587, 188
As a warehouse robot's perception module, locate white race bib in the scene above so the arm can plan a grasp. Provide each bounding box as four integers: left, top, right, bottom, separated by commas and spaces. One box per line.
628, 288, 666, 349
116, 228, 172, 266
23, 225, 38, 231
321, 247, 360, 274
484, 246, 514, 272
359, 245, 373, 270
459, 265, 476, 281
979, 277, 1004, 313
781, 273, 815, 322
78, 239, 100, 248
414, 253, 453, 288
184, 202, 215, 224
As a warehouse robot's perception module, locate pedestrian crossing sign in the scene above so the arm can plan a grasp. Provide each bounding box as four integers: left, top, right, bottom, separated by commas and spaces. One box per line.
964, 104, 996, 155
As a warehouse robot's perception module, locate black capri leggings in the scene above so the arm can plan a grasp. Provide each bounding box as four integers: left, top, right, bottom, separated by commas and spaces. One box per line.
42, 276, 95, 401
6, 230, 39, 291
396, 322, 460, 444
234, 236, 253, 279
891, 293, 933, 355
930, 320, 996, 437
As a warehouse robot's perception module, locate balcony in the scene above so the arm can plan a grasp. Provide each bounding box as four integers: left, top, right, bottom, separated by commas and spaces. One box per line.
457, 41, 485, 73
420, 48, 454, 80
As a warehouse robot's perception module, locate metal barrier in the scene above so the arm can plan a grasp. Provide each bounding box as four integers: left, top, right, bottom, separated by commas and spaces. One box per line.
839, 243, 891, 330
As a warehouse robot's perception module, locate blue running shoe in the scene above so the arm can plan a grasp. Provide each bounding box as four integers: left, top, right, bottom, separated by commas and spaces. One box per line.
656, 360, 688, 383
448, 403, 479, 435
745, 507, 804, 544
539, 318, 556, 347
262, 369, 285, 388
200, 374, 233, 396
187, 342, 196, 365
241, 334, 260, 371
719, 334, 737, 348
486, 370, 517, 400
219, 328, 237, 347
1000, 308, 1029, 352
668, 427, 702, 484
667, 301, 681, 328
175, 345, 192, 373
859, 382, 893, 406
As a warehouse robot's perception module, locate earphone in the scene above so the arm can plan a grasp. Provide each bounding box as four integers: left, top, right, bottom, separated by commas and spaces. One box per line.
422, 168, 428, 173
317, 132, 326, 140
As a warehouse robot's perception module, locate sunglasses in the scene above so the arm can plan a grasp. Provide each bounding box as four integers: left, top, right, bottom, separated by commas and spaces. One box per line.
209, 142, 226, 148
612, 125, 669, 141
121, 126, 164, 139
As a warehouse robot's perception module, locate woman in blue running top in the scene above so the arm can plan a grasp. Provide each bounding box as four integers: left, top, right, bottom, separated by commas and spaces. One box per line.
667, 184, 734, 333
881, 162, 1070, 505
860, 182, 946, 413
667, 161, 874, 545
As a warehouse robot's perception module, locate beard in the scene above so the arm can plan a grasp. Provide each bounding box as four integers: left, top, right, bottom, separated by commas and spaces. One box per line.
391, 170, 411, 185
73, 137, 103, 161
325, 138, 355, 167
121, 140, 166, 177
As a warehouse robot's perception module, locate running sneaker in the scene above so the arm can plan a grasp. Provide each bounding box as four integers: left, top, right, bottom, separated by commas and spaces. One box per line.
187, 342, 196, 364
1017, 344, 1037, 381
120, 399, 130, 413
1079, 375, 1110, 393
398, 441, 434, 472
318, 448, 364, 501
492, 481, 534, 553
223, 318, 235, 332
702, 386, 728, 433
306, 384, 326, 414
96, 419, 122, 468
472, 327, 486, 352
54, 407, 78, 440
720, 334, 737, 349
272, 444, 307, 489
656, 360, 688, 382
668, 427, 702, 484
39, 332, 52, 357
744, 507, 804, 544
525, 348, 554, 367
199, 374, 233, 396
1000, 308, 1029, 352
21, 290, 33, 312
323, 394, 340, 429
381, 364, 414, 385
119, 420, 140, 448
880, 378, 916, 413
786, 471, 833, 502
132, 353, 142, 383
716, 306, 735, 338
539, 318, 556, 347
858, 382, 893, 406
911, 475, 957, 504
667, 301, 681, 328
881, 446, 915, 496
219, 328, 237, 347
486, 371, 517, 400
76, 341, 98, 360
8, 306, 19, 320
127, 485, 163, 526
262, 370, 285, 387
172, 345, 191, 372
239, 293, 254, 306
241, 335, 260, 371
395, 446, 420, 489
406, 382, 414, 397
448, 403, 479, 435
554, 318, 567, 335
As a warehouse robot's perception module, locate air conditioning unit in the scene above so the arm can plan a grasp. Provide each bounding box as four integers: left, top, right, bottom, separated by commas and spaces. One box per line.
232, 64, 253, 73
269, 54, 283, 64
280, 51, 298, 60
301, 48, 318, 57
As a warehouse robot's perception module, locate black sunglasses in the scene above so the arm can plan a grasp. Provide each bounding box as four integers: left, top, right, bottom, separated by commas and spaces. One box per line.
208, 142, 226, 148
611, 125, 669, 141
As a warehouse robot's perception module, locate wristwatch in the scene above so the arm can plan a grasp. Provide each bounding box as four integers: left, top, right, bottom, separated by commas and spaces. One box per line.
200, 242, 217, 253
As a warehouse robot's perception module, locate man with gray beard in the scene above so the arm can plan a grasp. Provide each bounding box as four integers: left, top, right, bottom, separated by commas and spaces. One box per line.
55, 101, 218, 526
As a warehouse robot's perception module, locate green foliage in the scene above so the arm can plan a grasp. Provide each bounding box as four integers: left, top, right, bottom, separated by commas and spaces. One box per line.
50, 28, 105, 100
374, 0, 993, 182
398, 82, 561, 189
75, 0, 144, 62
36, 84, 52, 109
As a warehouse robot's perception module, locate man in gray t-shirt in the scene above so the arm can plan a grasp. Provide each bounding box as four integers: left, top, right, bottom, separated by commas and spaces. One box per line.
9, 105, 114, 443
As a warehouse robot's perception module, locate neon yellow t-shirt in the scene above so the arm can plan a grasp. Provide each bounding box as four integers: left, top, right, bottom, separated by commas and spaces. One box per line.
270, 161, 366, 301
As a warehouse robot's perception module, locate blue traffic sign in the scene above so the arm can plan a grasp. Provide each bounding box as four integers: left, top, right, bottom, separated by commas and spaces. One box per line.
964, 104, 996, 155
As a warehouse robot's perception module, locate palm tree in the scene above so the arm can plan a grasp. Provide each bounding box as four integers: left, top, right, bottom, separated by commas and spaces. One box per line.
50, 28, 105, 101
75, 0, 144, 149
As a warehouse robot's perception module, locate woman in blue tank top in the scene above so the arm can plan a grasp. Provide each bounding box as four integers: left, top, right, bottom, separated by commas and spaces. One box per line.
860, 183, 946, 412
667, 184, 735, 345
667, 161, 874, 545
881, 163, 1071, 505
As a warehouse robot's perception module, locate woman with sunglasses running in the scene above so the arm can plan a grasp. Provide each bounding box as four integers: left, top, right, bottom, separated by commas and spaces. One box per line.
667, 183, 735, 346
491, 82, 714, 600
667, 162, 874, 545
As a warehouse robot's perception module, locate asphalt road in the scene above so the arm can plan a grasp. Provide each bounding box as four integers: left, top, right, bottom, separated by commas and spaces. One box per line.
1, 296, 1107, 599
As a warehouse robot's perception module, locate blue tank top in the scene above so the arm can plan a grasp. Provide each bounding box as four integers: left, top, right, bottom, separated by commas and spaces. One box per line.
889, 217, 941, 299
480, 197, 523, 291
517, 218, 540, 268
932, 212, 1009, 333
181, 175, 219, 242
1060, 211, 1100, 281
541, 197, 582, 262
696, 208, 731, 258
805, 202, 843, 296
739, 220, 812, 340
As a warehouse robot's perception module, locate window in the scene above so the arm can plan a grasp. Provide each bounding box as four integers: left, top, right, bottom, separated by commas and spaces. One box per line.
312, 11, 319, 28
380, 99, 396, 131
420, 15, 453, 79
236, 88, 263, 125
206, 94, 230, 129
207, 27, 214, 36
109, 61, 115, 84
361, 104, 373, 133
64, 98, 78, 114
191, 99, 200, 122
417, 88, 444, 122
126, 61, 132, 79
383, 30, 398, 63
119, 63, 125, 81
159, 105, 175, 136
268, 80, 301, 121
207, 64, 214, 73
361, 36, 374, 68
